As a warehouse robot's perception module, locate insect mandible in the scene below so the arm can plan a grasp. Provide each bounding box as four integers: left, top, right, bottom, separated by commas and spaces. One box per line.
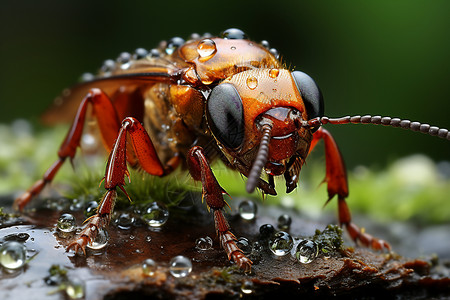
14, 28, 450, 271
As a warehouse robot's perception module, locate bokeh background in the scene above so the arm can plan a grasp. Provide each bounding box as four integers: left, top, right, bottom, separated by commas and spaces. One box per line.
1, 0, 449, 168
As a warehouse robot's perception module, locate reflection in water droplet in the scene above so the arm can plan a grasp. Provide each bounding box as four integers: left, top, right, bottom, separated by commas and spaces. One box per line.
241, 279, 254, 294
142, 202, 169, 227
142, 258, 157, 276
238, 200, 257, 220
246, 76, 258, 90
81, 133, 98, 151
65, 278, 85, 299
86, 228, 109, 250
0, 241, 27, 269
236, 237, 252, 255
115, 212, 134, 230
269, 68, 279, 78
197, 39, 217, 59
57, 213, 76, 233
295, 239, 318, 264
277, 214, 292, 231
169, 256, 192, 278
269, 231, 293, 256
195, 236, 213, 251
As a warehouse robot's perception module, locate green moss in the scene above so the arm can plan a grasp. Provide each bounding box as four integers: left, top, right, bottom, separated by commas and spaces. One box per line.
313, 224, 344, 256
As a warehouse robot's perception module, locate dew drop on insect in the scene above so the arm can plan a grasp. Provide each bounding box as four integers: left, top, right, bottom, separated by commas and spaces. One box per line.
236, 237, 252, 255
165, 37, 185, 55
115, 212, 134, 230
101, 59, 115, 74
149, 48, 160, 58
142, 258, 157, 276
86, 228, 109, 250
0, 241, 27, 269
169, 255, 192, 278
261, 40, 270, 49
295, 239, 318, 264
197, 39, 217, 59
134, 48, 148, 59
65, 278, 84, 299
57, 213, 76, 233
221, 28, 247, 40
246, 76, 258, 90
80, 72, 94, 82
268, 231, 293, 256
195, 236, 213, 251
238, 200, 257, 220
270, 48, 280, 59
259, 223, 276, 239
241, 279, 254, 295
142, 202, 169, 227
269, 68, 279, 79
277, 214, 292, 231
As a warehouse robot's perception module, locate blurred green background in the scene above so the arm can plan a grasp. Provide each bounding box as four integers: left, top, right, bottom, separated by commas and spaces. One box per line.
0, 0, 449, 168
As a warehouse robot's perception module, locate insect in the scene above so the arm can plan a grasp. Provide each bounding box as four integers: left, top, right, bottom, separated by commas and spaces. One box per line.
14, 28, 450, 271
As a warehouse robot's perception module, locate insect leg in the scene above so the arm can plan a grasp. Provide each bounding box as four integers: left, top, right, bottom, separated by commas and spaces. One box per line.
14, 88, 131, 211
187, 146, 252, 271
310, 127, 391, 251
67, 117, 175, 254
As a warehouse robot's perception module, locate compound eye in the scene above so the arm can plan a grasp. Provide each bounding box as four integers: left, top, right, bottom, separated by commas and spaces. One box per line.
291, 71, 324, 120
207, 83, 245, 149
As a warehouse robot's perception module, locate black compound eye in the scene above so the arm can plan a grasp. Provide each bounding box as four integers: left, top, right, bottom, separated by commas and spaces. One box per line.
291, 71, 324, 121
207, 83, 245, 149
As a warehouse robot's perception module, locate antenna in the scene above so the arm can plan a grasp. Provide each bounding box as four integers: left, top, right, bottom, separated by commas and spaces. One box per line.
303, 115, 449, 140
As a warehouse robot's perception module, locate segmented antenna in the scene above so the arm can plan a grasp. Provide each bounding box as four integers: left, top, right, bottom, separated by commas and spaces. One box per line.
246, 123, 272, 193
304, 115, 450, 140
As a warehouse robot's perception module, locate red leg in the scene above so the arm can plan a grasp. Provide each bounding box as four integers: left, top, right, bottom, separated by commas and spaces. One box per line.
310, 127, 390, 251
14, 88, 132, 211
67, 117, 169, 253
187, 146, 252, 271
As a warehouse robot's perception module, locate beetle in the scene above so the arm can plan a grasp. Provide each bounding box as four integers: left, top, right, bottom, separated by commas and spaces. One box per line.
14, 28, 450, 271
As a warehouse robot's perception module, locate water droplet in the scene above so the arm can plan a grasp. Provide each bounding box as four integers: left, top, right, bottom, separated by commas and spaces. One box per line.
86, 228, 109, 250
0, 241, 27, 269
221, 28, 247, 40
261, 40, 270, 49
295, 240, 318, 264
57, 213, 76, 233
70, 198, 83, 211
269, 68, 279, 78
195, 236, 213, 251
65, 278, 84, 299
277, 214, 292, 231
84, 201, 98, 218
169, 255, 192, 278
269, 231, 293, 256
236, 237, 252, 255
142, 202, 169, 227
197, 39, 217, 59
252, 241, 263, 253
165, 37, 185, 55
145, 236, 152, 242
101, 59, 115, 74
134, 48, 148, 59
259, 224, 275, 239
269, 48, 280, 59
80, 72, 94, 82
149, 48, 160, 58
238, 200, 257, 220
241, 279, 254, 294
115, 212, 134, 230
142, 258, 157, 276
246, 76, 258, 90
230, 46, 236, 50
81, 132, 98, 151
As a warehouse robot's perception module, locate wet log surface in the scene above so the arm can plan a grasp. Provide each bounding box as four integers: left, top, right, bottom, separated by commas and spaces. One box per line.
1, 194, 450, 300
